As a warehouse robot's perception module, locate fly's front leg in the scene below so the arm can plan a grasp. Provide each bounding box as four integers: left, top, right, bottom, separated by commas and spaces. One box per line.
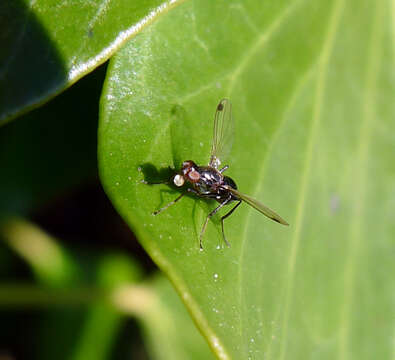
199, 195, 232, 250
153, 187, 200, 217
220, 200, 241, 247
142, 173, 182, 214
152, 193, 185, 215
141, 179, 170, 185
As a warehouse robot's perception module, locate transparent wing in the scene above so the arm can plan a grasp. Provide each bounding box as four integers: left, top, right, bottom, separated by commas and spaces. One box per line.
227, 187, 289, 226
209, 98, 234, 168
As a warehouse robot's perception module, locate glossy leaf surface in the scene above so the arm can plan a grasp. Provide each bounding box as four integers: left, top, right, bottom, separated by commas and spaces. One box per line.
99, 0, 394, 358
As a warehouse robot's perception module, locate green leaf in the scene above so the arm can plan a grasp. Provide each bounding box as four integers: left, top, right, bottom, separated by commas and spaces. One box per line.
0, 0, 184, 125
144, 276, 215, 360
99, 0, 394, 359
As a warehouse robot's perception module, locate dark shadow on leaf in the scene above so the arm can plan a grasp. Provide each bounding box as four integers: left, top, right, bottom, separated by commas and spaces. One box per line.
138, 163, 175, 185
0, 0, 67, 124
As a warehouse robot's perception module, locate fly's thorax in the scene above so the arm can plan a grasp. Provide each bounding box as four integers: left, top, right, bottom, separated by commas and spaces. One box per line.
190, 166, 223, 194
198, 166, 223, 185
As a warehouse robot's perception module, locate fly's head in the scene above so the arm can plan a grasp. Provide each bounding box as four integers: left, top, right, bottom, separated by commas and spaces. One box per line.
173, 160, 200, 187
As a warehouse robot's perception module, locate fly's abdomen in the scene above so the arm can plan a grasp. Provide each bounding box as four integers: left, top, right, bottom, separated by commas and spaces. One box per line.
223, 176, 237, 190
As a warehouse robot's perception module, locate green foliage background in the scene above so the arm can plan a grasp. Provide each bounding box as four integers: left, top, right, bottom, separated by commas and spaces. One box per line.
1, 0, 394, 359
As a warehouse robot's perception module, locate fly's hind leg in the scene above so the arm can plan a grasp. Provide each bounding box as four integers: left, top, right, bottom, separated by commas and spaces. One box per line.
199, 195, 232, 250
220, 200, 242, 247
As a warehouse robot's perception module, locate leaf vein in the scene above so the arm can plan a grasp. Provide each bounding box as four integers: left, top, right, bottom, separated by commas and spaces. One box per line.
278, 0, 345, 358
337, 2, 384, 358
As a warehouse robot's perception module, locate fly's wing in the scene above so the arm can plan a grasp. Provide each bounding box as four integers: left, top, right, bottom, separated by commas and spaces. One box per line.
227, 187, 289, 226
209, 98, 234, 169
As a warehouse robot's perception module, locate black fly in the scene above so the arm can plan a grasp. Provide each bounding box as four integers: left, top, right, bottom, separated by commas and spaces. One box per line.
145, 99, 288, 249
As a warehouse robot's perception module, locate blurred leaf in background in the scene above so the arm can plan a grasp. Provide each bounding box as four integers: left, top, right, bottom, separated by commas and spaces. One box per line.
99, 0, 394, 359
0, 62, 105, 217
0, 219, 214, 360
0, 0, 184, 124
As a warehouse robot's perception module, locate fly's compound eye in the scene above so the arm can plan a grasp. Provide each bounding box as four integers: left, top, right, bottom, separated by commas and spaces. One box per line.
188, 170, 200, 182
173, 174, 185, 187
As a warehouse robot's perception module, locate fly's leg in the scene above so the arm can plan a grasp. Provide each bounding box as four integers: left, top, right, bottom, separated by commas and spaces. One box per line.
187, 188, 200, 196
219, 165, 229, 173
220, 200, 242, 247
200, 195, 232, 250
141, 179, 170, 185
144, 176, 178, 214
152, 193, 185, 215
188, 188, 214, 199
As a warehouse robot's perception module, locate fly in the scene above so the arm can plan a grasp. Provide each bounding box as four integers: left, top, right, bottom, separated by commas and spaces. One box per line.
145, 99, 289, 249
